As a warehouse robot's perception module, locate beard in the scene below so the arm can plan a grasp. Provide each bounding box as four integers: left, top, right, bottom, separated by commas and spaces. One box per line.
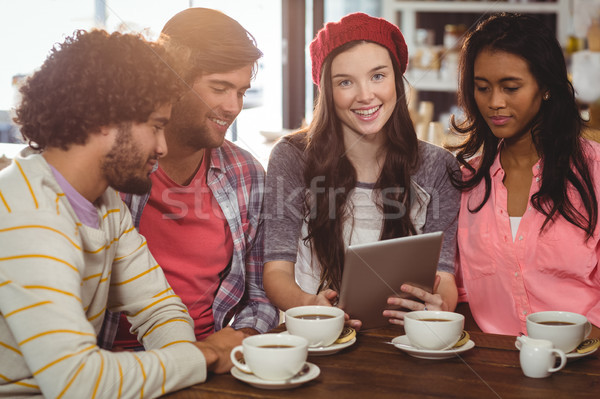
101, 124, 154, 195
168, 94, 228, 150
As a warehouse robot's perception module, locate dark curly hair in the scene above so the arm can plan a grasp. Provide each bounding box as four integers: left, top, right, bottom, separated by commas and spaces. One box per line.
448, 13, 597, 238
15, 29, 185, 150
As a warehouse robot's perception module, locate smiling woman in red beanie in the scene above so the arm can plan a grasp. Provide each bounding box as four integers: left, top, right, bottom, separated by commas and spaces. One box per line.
262, 13, 461, 328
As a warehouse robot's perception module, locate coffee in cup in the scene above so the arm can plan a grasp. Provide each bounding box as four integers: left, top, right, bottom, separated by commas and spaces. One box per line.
526, 311, 591, 353
404, 310, 465, 351
230, 333, 308, 381
285, 305, 345, 347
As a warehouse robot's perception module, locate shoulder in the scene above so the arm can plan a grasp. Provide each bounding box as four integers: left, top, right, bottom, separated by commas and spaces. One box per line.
418, 140, 458, 166
214, 140, 265, 177
414, 141, 459, 181
582, 138, 600, 163
0, 154, 59, 214
269, 134, 306, 164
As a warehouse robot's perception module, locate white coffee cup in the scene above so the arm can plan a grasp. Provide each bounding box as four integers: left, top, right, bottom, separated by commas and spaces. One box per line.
515, 335, 567, 378
526, 311, 592, 353
285, 305, 345, 347
230, 333, 308, 381
404, 310, 465, 351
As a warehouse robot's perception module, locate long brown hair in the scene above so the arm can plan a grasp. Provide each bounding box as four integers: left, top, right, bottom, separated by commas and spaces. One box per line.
290, 41, 420, 292
448, 13, 597, 238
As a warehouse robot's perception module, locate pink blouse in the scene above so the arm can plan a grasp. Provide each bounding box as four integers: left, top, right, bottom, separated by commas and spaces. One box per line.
457, 139, 600, 335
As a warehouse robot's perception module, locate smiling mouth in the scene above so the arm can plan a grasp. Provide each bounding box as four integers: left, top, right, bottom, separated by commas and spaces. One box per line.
353, 105, 381, 116
209, 117, 229, 127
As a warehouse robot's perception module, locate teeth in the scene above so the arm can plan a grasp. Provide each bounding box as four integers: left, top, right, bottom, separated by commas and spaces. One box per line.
210, 117, 228, 126
354, 106, 380, 116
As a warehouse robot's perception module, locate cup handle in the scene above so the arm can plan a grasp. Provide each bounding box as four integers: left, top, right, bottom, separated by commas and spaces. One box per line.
549, 349, 567, 373
229, 345, 252, 373
515, 340, 522, 350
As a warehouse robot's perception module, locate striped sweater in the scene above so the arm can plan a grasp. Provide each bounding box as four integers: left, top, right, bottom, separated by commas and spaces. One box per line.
0, 154, 206, 398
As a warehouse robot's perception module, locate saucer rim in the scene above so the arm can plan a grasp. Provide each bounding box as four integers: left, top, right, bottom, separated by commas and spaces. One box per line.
280, 330, 357, 354
566, 346, 598, 359
230, 361, 320, 388
391, 335, 475, 358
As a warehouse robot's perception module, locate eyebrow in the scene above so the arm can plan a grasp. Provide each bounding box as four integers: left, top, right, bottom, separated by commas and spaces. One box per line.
208, 78, 251, 91
474, 76, 524, 83
150, 116, 170, 125
332, 64, 389, 80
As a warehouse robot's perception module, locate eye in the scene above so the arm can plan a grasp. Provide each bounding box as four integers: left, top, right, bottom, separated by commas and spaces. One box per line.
372, 73, 384, 81
212, 86, 227, 93
504, 87, 519, 93
338, 79, 352, 87
475, 85, 488, 93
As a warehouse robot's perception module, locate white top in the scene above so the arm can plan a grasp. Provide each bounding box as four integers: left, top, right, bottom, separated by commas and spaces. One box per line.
294, 181, 431, 294
510, 216, 522, 242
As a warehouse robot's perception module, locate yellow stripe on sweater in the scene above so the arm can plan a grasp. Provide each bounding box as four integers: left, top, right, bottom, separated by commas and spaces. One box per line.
33, 344, 95, 376
15, 159, 38, 209
110, 265, 160, 286
153, 287, 173, 298
4, 301, 52, 318
143, 318, 191, 339
117, 360, 123, 399
148, 351, 166, 395
87, 307, 106, 322
0, 341, 22, 355
0, 225, 81, 251
0, 190, 10, 212
0, 374, 39, 389
92, 351, 104, 399
133, 353, 146, 399
113, 241, 147, 262
102, 209, 120, 219
56, 362, 85, 399
84, 237, 119, 254
160, 340, 193, 349
1, 254, 78, 273
24, 286, 81, 302
19, 330, 95, 346
130, 295, 179, 317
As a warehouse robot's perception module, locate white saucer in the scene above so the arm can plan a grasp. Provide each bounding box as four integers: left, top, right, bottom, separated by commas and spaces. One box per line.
566, 346, 598, 361
230, 362, 320, 390
308, 337, 357, 356
280, 331, 357, 356
391, 335, 475, 360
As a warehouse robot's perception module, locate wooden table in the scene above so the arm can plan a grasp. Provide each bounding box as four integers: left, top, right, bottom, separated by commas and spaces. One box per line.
162, 325, 600, 398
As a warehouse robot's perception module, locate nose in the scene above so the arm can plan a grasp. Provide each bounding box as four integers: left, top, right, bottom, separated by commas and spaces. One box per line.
489, 88, 506, 110
221, 91, 243, 117
356, 82, 375, 103
156, 129, 168, 159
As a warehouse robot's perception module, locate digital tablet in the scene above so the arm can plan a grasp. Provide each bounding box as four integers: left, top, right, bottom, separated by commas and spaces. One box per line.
337, 231, 443, 330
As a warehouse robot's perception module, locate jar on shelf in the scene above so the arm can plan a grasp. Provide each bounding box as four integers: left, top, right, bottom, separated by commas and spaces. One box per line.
443, 24, 467, 52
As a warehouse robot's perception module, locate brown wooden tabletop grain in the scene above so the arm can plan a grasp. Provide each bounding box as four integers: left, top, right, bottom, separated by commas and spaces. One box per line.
162, 306, 600, 399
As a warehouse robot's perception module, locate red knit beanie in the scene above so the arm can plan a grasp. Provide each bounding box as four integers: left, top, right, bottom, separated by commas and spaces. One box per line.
309, 12, 408, 87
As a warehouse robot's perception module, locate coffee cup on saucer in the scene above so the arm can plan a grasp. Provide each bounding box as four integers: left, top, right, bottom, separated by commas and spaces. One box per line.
404, 310, 465, 351
230, 333, 308, 381
515, 335, 567, 378
526, 311, 592, 353
285, 305, 345, 347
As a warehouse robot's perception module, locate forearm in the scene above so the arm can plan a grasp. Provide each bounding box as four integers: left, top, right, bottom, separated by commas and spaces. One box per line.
263, 261, 316, 311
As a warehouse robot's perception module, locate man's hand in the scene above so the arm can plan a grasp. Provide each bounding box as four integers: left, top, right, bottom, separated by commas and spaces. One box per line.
194, 327, 248, 374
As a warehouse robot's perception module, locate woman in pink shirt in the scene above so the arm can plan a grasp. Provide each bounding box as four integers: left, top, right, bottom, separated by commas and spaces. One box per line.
449, 13, 600, 338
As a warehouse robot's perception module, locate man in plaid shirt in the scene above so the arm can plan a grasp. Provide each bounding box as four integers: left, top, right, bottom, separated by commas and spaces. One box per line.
99, 8, 279, 350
